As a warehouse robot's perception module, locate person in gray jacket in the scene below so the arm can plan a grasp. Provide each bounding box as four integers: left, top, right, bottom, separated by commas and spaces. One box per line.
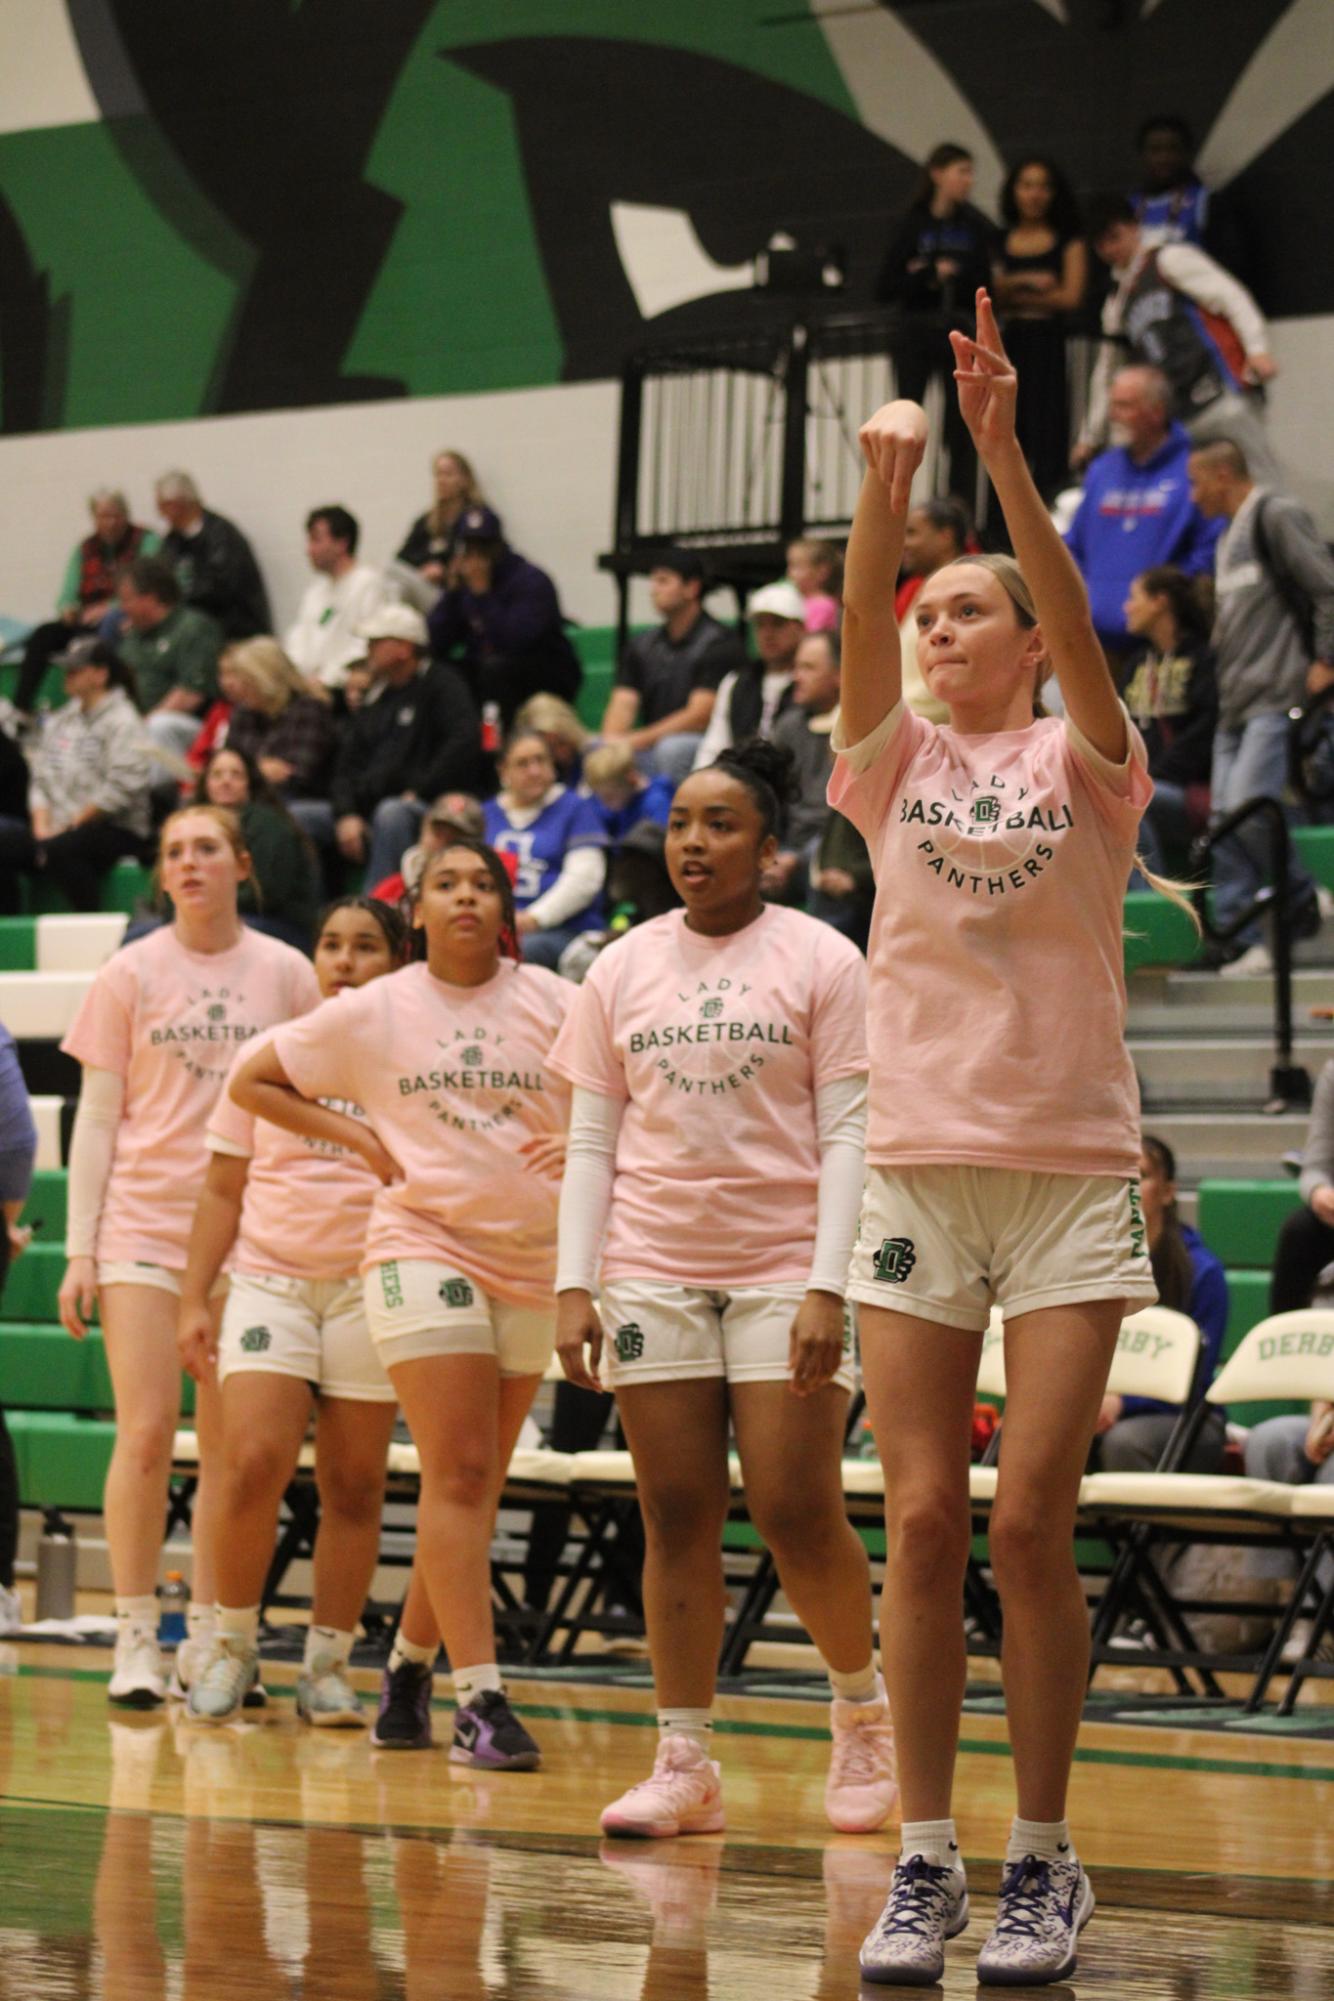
1189, 439, 1334, 974
766, 627, 873, 942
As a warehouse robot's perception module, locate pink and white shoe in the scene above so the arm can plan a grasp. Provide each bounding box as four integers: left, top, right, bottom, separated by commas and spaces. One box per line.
600, 1733, 726, 1839
825, 1688, 898, 1833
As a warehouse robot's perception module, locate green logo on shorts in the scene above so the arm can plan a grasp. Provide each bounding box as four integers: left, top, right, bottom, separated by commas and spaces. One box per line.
615, 1322, 645, 1362
842, 1305, 854, 1355
873, 1237, 917, 1284
240, 1326, 271, 1353
380, 1262, 404, 1311
1128, 1179, 1146, 1261
439, 1278, 474, 1310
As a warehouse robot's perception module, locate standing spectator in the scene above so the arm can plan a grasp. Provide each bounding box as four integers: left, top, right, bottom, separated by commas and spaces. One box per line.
0, 639, 151, 912
994, 158, 1087, 500
219, 637, 336, 802
0, 1022, 37, 1636
691, 581, 806, 768
13, 490, 158, 718
284, 506, 389, 695
427, 506, 581, 725
155, 470, 270, 639
396, 448, 483, 583
1122, 565, 1218, 878
787, 539, 843, 633
895, 498, 971, 722
875, 142, 1000, 503
195, 749, 321, 952
1077, 198, 1279, 485
1189, 438, 1334, 974
117, 555, 224, 759
483, 732, 607, 968
1063, 367, 1220, 664
600, 553, 745, 782
1132, 115, 1209, 250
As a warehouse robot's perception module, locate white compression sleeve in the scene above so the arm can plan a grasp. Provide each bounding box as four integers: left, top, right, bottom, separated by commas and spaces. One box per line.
556, 1085, 624, 1293
525, 845, 608, 931
809, 1072, 868, 1297
65, 1066, 125, 1258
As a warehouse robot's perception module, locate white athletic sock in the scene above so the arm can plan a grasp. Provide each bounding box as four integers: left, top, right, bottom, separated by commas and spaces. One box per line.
828, 1661, 880, 1705
1006, 1817, 1073, 1866
217, 1604, 260, 1648
388, 1633, 437, 1675
187, 1601, 216, 1640
453, 1662, 503, 1707
115, 1595, 158, 1630
899, 1818, 963, 1871
305, 1624, 354, 1671
658, 1707, 714, 1754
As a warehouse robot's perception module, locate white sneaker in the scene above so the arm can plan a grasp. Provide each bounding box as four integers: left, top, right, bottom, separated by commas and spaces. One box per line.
169, 1629, 214, 1698
0, 1583, 22, 1637
1219, 942, 1273, 979
825, 1690, 898, 1833
600, 1734, 725, 1839
109, 1623, 167, 1708
1281, 1618, 1334, 1666
184, 1635, 263, 1725
860, 1852, 970, 1985
296, 1656, 365, 1728
977, 1852, 1094, 1986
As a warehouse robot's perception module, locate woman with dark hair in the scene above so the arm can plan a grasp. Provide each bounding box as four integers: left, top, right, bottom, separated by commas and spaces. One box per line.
1121, 564, 1218, 879
195, 746, 322, 950
230, 839, 572, 1769
995, 158, 1088, 498
553, 740, 893, 1841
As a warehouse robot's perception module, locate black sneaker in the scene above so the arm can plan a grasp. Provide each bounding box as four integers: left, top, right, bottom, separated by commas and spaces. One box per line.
370, 1660, 434, 1750
449, 1688, 542, 1770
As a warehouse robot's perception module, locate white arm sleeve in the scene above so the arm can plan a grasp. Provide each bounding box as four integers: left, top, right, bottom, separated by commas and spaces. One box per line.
65, 1066, 125, 1258
525, 844, 608, 931
556, 1085, 624, 1293
691, 671, 736, 769
1159, 243, 1270, 356
808, 1072, 868, 1297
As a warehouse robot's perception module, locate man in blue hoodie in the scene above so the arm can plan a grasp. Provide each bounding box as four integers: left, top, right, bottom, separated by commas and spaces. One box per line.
1064, 366, 1220, 665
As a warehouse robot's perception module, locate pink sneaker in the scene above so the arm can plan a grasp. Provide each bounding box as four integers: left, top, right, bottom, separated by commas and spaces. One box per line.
825, 1691, 898, 1833
600, 1734, 726, 1839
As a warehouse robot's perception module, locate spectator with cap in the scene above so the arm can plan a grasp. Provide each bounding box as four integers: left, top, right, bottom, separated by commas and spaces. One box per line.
298, 603, 481, 888
154, 470, 270, 639
116, 554, 225, 759
601, 551, 746, 782
690, 579, 806, 768
12, 488, 158, 718
427, 504, 581, 724
284, 505, 390, 695
368, 791, 493, 905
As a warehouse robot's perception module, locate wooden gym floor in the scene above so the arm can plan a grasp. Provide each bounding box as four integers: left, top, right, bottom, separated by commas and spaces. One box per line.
2, 1638, 1333, 1999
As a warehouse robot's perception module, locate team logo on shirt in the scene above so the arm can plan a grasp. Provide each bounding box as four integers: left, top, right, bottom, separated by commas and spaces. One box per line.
625, 976, 794, 1098
872, 1237, 917, 1285
614, 1322, 645, 1362
240, 1326, 271, 1352
971, 795, 1001, 828
439, 1278, 475, 1310
395, 1024, 547, 1135
699, 997, 724, 1019
149, 984, 260, 1081
898, 771, 1075, 901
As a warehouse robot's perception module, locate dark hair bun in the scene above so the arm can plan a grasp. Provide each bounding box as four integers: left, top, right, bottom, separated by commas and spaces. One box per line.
719, 736, 799, 807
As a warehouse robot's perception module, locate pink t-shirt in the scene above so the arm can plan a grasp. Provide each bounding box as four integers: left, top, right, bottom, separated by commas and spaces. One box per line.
828, 701, 1152, 1177
61, 926, 319, 1266
804, 592, 840, 634
548, 905, 868, 1287
272, 959, 573, 1306
209, 1022, 378, 1280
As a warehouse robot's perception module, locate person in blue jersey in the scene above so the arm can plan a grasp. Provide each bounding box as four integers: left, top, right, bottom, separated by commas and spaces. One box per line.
483, 730, 607, 968
1132, 116, 1210, 250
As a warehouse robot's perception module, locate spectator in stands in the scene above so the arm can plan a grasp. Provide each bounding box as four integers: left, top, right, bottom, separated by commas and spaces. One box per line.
0, 639, 151, 913
766, 628, 843, 903
1188, 439, 1333, 974
1076, 197, 1279, 486
691, 581, 805, 769
1064, 366, 1220, 665
427, 505, 581, 725
396, 448, 483, 584
896, 498, 971, 722
0, 1022, 37, 1636
155, 471, 270, 639
483, 731, 607, 968
284, 506, 389, 695
1122, 565, 1218, 879
1090, 1135, 1229, 1473
600, 552, 745, 782
309, 604, 481, 888
1132, 115, 1209, 250
995, 157, 1087, 500
0, 725, 28, 914
787, 538, 843, 633
195, 749, 320, 952
117, 555, 224, 759
13, 489, 158, 718
513, 692, 591, 788
219, 636, 336, 802
582, 741, 674, 843
875, 141, 1000, 500
368, 791, 488, 905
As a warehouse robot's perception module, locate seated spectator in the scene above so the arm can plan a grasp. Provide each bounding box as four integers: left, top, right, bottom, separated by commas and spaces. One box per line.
396, 447, 482, 583
766, 629, 843, 902
1063, 366, 1220, 665
299, 604, 480, 888
427, 505, 581, 724
369, 790, 488, 904
1122, 565, 1217, 878
600, 551, 745, 782
1076, 198, 1279, 486
691, 580, 805, 768
582, 741, 674, 842
994, 156, 1087, 499
808, 807, 875, 949
219, 636, 336, 801
1089, 1135, 1229, 1474
513, 692, 590, 787
0, 638, 151, 912
483, 731, 607, 969
155, 470, 270, 638
284, 505, 389, 695
195, 748, 320, 951
786, 538, 842, 632
117, 555, 224, 759
896, 498, 971, 722
13, 488, 158, 717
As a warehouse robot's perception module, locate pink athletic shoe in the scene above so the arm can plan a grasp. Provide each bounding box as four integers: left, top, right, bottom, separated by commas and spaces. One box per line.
600, 1733, 726, 1839
825, 1691, 898, 1833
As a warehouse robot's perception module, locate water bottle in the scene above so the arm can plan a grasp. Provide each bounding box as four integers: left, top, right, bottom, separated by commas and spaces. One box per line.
481, 700, 501, 755
157, 1571, 189, 1645
35, 1511, 77, 1622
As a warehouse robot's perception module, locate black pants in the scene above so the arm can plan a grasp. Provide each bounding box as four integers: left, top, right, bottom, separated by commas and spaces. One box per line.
14, 621, 78, 715
0, 1234, 17, 1589
1270, 1203, 1334, 1313
0, 816, 144, 913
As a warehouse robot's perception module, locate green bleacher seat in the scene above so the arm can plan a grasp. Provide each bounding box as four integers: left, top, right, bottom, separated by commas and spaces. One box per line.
1293, 826, 1334, 890
7, 1410, 116, 1511
0, 1322, 113, 1408
1197, 1179, 1302, 1269
1, 1243, 66, 1322
1123, 890, 1202, 974
18, 857, 152, 919
23, 1167, 67, 1238
0, 918, 36, 971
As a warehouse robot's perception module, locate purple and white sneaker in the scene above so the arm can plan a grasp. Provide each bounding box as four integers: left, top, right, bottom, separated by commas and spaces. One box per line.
449, 1689, 542, 1771
370, 1660, 434, 1750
